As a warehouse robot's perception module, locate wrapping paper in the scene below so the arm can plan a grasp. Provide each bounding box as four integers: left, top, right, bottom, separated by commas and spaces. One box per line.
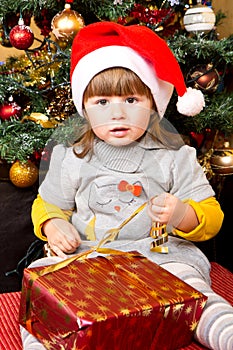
19, 251, 207, 350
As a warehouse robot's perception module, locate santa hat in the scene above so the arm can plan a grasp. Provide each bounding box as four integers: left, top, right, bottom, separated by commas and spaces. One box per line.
71, 21, 205, 118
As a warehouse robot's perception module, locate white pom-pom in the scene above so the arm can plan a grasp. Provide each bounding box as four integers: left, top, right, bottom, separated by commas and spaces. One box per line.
176, 87, 205, 116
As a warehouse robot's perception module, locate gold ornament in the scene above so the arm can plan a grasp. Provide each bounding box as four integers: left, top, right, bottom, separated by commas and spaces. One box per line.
51, 3, 85, 43
210, 148, 233, 175
9, 160, 39, 188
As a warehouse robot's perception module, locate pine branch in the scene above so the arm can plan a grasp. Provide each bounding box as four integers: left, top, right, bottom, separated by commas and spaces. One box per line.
0, 119, 52, 162
168, 33, 233, 67
166, 92, 233, 135
0, 0, 59, 18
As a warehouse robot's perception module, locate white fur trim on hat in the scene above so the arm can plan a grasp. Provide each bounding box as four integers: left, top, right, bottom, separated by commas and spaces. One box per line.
71, 45, 174, 118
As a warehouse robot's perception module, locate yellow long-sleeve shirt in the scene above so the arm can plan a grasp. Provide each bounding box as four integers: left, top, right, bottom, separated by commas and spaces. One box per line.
32, 194, 224, 243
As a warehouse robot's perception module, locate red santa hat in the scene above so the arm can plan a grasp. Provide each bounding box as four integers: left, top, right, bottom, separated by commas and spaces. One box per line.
71, 21, 205, 118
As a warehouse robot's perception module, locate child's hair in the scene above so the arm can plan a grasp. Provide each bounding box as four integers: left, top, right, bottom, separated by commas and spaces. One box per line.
83, 67, 154, 103
73, 67, 183, 158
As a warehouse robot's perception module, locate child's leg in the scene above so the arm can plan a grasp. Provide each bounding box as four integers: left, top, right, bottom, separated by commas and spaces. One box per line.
162, 262, 233, 350
20, 326, 46, 350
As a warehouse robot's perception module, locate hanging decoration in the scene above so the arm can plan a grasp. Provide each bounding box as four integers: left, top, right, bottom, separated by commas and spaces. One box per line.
186, 64, 220, 93
0, 12, 31, 48
9, 160, 39, 188
210, 146, 233, 176
183, 0, 216, 33
9, 17, 34, 50
0, 96, 22, 120
118, 2, 182, 37
51, 1, 85, 44
128, 4, 175, 28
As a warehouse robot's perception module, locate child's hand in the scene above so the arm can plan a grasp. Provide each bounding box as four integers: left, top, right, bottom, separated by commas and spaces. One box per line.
43, 218, 82, 258
148, 193, 189, 228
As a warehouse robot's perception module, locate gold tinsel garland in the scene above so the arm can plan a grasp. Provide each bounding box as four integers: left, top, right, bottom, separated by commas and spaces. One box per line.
2, 46, 63, 89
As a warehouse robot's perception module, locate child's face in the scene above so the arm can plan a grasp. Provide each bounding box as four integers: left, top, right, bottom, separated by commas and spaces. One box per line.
84, 94, 152, 146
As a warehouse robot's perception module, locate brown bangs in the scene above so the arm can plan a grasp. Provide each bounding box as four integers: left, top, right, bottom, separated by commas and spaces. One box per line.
83, 67, 153, 101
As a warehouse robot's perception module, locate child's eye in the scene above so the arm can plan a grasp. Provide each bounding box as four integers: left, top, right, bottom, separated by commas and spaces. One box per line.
125, 97, 137, 104
97, 99, 108, 106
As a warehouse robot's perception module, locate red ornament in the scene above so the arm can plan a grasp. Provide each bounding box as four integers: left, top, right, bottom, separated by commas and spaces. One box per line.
0, 12, 32, 48
0, 99, 22, 120
187, 64, 220, 93
9, 18, 34, 50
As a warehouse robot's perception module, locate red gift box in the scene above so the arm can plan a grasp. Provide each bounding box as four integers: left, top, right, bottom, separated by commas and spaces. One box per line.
19, 250, 207, 350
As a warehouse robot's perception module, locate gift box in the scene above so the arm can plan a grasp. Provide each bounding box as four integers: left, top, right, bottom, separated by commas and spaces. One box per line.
19, 250, 207, 350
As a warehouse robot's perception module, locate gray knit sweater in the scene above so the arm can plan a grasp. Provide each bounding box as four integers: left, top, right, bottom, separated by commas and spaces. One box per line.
39, 137, 215, 282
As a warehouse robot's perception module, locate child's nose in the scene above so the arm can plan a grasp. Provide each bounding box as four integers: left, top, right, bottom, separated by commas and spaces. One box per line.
111, 103, 126, 119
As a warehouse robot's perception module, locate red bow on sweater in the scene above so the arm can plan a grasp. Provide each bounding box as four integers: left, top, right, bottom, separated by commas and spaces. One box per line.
118, 180, 142, 197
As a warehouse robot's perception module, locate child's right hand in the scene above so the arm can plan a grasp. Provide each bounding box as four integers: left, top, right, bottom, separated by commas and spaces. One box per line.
42, 218, 82, 258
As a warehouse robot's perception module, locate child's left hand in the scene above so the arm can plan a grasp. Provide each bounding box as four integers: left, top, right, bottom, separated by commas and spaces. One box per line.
148, 193, 189, 228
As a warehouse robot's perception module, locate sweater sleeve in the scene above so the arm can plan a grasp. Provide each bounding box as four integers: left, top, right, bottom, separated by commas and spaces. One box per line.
173, 196, 224, 241
31, 194, 73, 241
39, 144, 78, 209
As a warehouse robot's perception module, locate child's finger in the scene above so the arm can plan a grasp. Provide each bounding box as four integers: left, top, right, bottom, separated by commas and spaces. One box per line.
50, 245, 67, 259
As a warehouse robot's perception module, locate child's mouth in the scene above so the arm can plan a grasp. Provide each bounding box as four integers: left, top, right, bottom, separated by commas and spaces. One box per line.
110, 127, 129, 137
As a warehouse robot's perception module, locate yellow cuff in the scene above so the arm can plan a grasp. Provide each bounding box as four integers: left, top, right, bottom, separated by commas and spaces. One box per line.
173, 197, 224, 242
31, 195, 72, 241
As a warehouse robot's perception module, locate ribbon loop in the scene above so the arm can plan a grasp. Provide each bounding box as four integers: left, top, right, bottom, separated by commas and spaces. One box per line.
150, 222, 169, 254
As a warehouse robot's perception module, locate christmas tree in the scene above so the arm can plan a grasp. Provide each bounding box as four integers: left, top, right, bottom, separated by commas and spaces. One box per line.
0, 0, 233, 187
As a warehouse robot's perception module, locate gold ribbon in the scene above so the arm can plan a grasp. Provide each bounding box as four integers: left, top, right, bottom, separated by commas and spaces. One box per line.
30, 202, 168, 283
150, 222, 169, 254
29, 202, 148, 281
96, 202, 147, 248
33, 247, 136, 279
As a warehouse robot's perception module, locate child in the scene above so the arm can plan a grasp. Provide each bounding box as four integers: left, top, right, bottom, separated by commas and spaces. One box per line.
21, 22, 233, 350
